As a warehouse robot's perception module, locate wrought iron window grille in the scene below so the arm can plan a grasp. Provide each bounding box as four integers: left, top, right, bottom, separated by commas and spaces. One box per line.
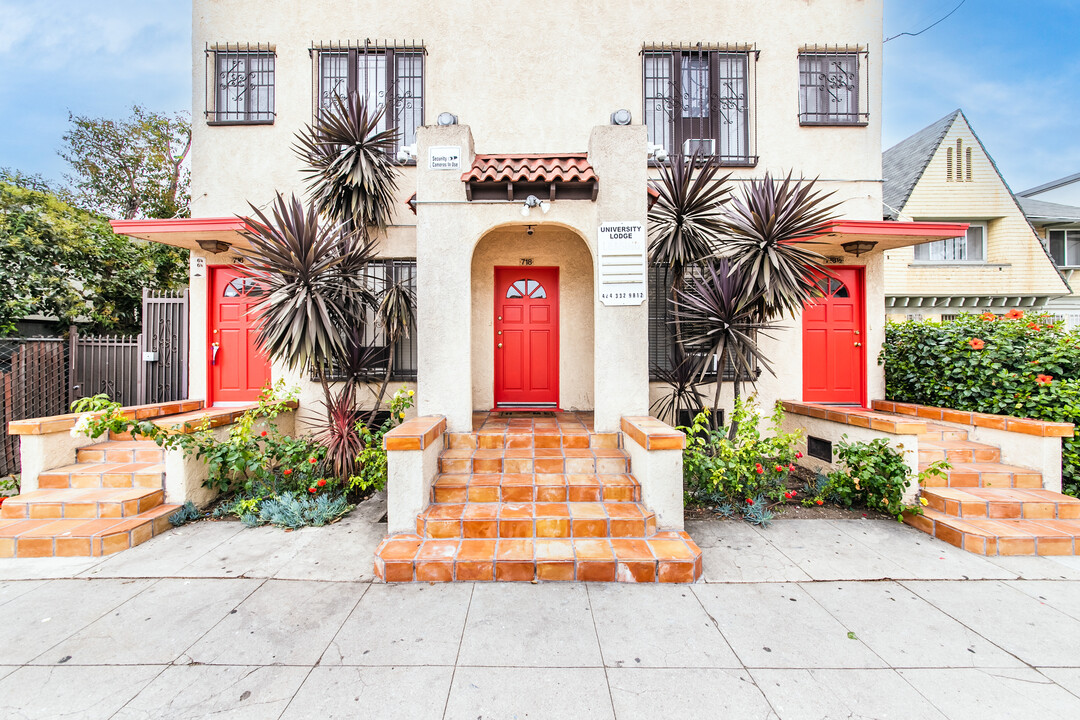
309, 40, 426, 159
308, 259, 418, 383
647, 264, 760, 383
641, 43, 759, 167
797, 45, 870, 126
204, 43, 276, 125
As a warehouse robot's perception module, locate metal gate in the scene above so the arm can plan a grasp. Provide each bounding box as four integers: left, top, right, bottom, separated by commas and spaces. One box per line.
0, 338, 69, 477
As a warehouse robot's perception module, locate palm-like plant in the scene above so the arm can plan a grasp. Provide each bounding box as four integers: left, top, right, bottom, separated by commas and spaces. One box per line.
648, 152, 732, 361
294, 92, 400, 233
716, 172, 840, 318
367, 277, 415, 425
649, 352, 707, 427
673, 259, 777, 430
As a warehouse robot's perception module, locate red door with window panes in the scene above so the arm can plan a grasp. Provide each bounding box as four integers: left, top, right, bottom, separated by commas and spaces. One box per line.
494, 267, 559, 408
209, 266, 271, 405
802, 267, 865, 406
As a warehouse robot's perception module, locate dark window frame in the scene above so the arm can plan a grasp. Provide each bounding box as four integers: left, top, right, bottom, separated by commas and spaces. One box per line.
642, 45, 758, 166
912, 223, 988, 264
204, 44, 276, 125
797, 50, 869, 126
1049, 229, 1080, 269
648, 264, 759, 383
312, 42, 426, 159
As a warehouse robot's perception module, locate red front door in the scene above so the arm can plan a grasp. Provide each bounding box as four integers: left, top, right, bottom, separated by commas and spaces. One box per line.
209, 266, 271, 405
802, 266, 865, 405
494, 267, 559, 408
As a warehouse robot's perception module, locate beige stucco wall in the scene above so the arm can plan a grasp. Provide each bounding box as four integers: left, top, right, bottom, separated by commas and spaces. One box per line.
884, 115, 1069, 300
190, 0, 884, 218
470, 228, 595, 412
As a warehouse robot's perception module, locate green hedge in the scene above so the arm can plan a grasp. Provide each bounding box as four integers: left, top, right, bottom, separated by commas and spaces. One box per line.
881, 311, 1080, 496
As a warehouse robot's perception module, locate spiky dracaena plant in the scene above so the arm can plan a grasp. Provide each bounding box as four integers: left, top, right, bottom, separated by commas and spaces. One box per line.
673, 259, 777, 431
648, 152, 732, 359
650, 352, 707, 428
367, 277, 415, 425
293, 92, 400, 233
716, 172, 841, 319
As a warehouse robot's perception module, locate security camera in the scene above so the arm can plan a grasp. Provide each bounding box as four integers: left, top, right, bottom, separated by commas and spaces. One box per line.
653, 147, 668, 163
526, 225, 534, 236
396, 149, 410, 164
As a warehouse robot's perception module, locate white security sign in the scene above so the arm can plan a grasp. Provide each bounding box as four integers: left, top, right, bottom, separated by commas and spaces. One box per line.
598, 222, 647, 306
428, 146, 461, 170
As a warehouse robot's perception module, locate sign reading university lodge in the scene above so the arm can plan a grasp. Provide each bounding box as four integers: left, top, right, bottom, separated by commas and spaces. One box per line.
597, 222, 647, 306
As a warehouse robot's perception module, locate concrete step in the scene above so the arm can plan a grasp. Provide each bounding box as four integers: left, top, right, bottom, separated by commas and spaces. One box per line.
904, 509, 1080, 556
416, 501, 658, 539
0, 487, 164, 520
918, 438, 1000, 464
77, 440, 165, 464
922, 487, 1080, 521
0, 504, 179, 558
375, 532, 702, 583
37, 462, 166, 490
437, 447, 630, 475
431, 472, 640, 503
919, 461, 1043, 489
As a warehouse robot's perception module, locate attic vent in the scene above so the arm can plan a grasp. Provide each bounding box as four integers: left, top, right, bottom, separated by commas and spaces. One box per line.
965, 146, 972, 181
946, 147, 953, 181
947, 139, 972, 182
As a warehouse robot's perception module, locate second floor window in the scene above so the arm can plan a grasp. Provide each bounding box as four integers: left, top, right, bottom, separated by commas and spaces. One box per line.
643, 47, 755, 165
798, 51, 867, 125
208, 47, 275, 123
316, 44, 424, 155
913, 224, 987, 263
1049, 229, 1080, 268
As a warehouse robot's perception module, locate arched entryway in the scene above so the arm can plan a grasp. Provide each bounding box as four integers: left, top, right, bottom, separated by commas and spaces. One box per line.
471, 224, 594, 412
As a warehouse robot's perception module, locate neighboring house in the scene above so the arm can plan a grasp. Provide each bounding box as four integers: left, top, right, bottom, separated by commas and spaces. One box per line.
112, 0, 967, 426
1017, 188, 1080, 326
881, 110, 1069, 320
1020, 172, 1080, 207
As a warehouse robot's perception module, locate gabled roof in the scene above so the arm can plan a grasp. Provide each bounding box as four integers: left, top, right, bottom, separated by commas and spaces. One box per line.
882, 110, 960, 220
1018, 196, 1080, 224
1018, 172, 1080, 198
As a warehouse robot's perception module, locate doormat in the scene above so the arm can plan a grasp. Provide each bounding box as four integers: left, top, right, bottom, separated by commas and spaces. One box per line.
491, 411, 557, 418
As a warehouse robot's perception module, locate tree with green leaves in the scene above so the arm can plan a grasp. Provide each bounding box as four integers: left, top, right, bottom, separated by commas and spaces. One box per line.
59, 105, 191, 220
0, 173, 187, 335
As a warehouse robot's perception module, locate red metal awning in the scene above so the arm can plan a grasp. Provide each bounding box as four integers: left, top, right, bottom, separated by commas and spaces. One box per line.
807, 219, 970, 256
111, 217, 250, 253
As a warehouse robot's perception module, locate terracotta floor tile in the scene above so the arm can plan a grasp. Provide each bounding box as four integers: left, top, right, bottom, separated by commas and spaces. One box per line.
573, 539, 613, 560
569, 503, 606, 518
456, 560, 494, 581
535, 503, 570, 517
464, 504, 500, 520
534, 458, 564, 473
501, 486, 534, 502
566, 474, 600, 487
16, 537, 54, 557
658, 560, 697, 583
463, 520, 498, 539
428, 504, 466, 520
616, 561, 657, 583
477, 434, 505, 449
441, 448, 475, 459
379, 538, 422, 560
577, 560, 616, 582
416, 561, 454, 582
536, 518, 570, 537
533, 435, 561, 449
534, 538, 575, 560
568, 486, 602, 502
561, 434, 590, 449
648, 538, 695, 560
499, 520, 533, 538
497, 538, 534, 560
610, 519, 646, 537
456, 539, 497, 560
417, 539, 459, 561
501, 473, 534, 486
605, 503, 643, 518
536, 486, 568, 502
436, 487, 469, 503
611, 538, 653, 559
424, 520, 461, 538
495, 561, 535, 581
503, 458, 534, 474
572, 519, 608, 537
499, 504, 534, 519
506, 434, 533, 449
564, 458, 597, 474
472, 458, 503, 474
537, 561, 575, 581
468, 486, 500, 502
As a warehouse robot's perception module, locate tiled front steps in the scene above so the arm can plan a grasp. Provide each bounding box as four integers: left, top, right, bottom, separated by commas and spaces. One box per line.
377, 412, 701, 582
375, 534, 703, 583
900, 419, 1080, 555
0, 439, 178, 558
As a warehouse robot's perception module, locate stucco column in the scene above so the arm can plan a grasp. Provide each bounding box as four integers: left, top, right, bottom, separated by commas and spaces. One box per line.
415, 125, 476, 431
588, 125, 650, 431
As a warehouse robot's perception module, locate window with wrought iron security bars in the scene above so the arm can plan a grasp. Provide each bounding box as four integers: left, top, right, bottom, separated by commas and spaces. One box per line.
205, 43, 276, 124
642, 44, 758, 165
310, 259, 418, 383
310, 41, 425, 157
647, 264, 758, 382
797, 47, 870, 125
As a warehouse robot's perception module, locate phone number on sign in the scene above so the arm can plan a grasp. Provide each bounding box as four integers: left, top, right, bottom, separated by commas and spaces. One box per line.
600, 292, 644, 300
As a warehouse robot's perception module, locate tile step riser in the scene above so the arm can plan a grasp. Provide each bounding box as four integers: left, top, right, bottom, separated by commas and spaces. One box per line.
0, 513, 177, 558
918, 431, 970, 442
446, 433, 622, 450
417, 519, 659, 539
918, 449, 1001, 464
76, 449, 166, 464
0, 496, 164, 520
376, 559, 700, 583
925, 499, 1080, 521
38, 474, 166, 490
438, 460, 631, 474
903, 513, 1080, 557
921, 476, 1044, 489
432, 488, 640, 503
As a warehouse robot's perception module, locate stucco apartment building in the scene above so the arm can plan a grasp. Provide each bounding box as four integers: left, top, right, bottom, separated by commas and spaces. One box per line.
881, 110, 1070, 321
96, 0, 981, 577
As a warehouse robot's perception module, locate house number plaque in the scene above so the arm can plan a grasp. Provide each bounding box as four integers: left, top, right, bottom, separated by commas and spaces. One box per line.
597, 222, 646, 306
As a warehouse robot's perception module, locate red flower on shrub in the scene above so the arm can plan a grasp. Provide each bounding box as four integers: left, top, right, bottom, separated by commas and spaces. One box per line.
784, 492, 792, 499
755, 465, 764, 474
1028, 322, 1041, 331
746, 498, 754, 505
1005, 309, 1023, 320
788, 464, 796, 471
790, 490, 797, 497
816, 499, 824, 506
308, 487, 316, 494
1037, 374, 1054, 385
980, 312, 996, 321
795, 451, 803, 459
774, 464, 783, 472
283, 469, 292, 476
317, 479, 327, 487
260, 430, 267, 437
968, 338, 985, 350
309, 457, 318, 464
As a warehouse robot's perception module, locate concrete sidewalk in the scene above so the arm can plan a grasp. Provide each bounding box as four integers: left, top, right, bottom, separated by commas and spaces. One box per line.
2, 504, 1080, 718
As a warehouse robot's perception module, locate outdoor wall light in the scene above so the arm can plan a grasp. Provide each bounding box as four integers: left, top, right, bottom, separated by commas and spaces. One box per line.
436, 112, 458, 126
610, 108, 632, 125
196, 239, 232, 254
648, 143, 668, 163
841, 240, 878, 256
521, 195, 550, 217
396, 143, 417, 164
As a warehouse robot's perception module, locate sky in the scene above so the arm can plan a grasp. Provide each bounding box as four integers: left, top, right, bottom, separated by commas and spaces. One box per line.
0, 0, 1077, 195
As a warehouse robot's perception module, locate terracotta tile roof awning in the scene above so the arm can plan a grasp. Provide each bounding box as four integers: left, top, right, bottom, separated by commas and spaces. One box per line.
462, 153, 598, 202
